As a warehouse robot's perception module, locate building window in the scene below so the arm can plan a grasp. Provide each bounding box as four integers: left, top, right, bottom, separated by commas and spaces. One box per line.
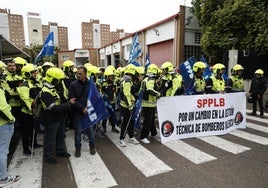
62, 55, 69, 61
184, 45, 202, 60
194, 33, 201, 44
33, 29, 38, 32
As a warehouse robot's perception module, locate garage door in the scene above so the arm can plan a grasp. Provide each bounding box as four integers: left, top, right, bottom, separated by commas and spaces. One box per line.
148, 39, 173, 67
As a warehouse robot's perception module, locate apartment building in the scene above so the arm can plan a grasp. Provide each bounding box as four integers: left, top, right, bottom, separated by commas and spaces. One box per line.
0, 8, 25, 49
42, 22, 69, 51
81, 19, 110, 49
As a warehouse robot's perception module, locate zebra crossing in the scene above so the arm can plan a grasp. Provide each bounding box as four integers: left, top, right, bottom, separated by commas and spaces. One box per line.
6, 111, 268, 188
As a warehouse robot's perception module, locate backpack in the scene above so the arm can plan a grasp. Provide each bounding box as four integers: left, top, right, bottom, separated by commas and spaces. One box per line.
32, 91, 43, 119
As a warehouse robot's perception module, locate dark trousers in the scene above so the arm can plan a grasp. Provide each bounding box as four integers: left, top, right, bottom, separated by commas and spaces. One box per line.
120, 106, 134, 140
20, 112, 36, 151
252, 94, 264, 115
140, 107, 157, 139
72, 114, 95, 148
44, 118, 67, 159
102, 103, 117, 131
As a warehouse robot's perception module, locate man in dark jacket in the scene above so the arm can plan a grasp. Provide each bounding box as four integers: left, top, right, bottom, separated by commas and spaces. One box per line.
249, 69, 267, 118
69, 65, 96, 157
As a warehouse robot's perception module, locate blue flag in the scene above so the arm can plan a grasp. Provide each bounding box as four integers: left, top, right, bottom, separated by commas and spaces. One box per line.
178, 56, 196, 95
128, 33, 142, 64
200, 55, 228, 81
145, 53, 151, 72
200, 55, 212, 80
130, 60, 140, 67
132, 91, 143, 129
102, 95, 118, 126
33, 32, 54, 64
81, 79, 109, 130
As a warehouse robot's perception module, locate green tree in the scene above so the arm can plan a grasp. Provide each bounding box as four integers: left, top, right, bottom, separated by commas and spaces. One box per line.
191, 0, 268, 62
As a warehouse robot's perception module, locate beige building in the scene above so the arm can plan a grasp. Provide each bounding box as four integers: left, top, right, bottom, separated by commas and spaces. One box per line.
98, 5, 202, 68
0, 8, 25, 49
27, 12, 43, 46
58, 6, 201, 68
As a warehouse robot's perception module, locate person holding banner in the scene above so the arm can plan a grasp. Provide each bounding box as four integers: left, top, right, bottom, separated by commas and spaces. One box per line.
192, 61, 207, 95
205, 63, 226, 94
40, 67, 71, 164
69, 66, 97, 156
226, 64, 244, 93
140, 64, 161, 144
118, 64, 139, 147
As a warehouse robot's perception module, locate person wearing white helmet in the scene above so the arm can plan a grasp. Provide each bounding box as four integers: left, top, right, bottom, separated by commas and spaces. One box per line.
249, 69, 267, 118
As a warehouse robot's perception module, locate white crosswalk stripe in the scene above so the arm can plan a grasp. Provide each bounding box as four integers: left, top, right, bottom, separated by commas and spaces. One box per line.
246, 109, 267, 123
246, 122, 268, 133
105, 131, 173, 177
229, 129, 268, 145
197, 136, 251, 154
6, 111, 268, 187
65, 130, 118, 188
163, 139, 217, 164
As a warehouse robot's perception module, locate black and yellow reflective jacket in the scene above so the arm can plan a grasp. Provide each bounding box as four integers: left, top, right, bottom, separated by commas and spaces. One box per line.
40, 82, 70, 121
17, 79, 41, 115
0, 85, 15, 126
119, 75, 135, 110
4, 71, 23, 107
142, 76, 160, 108
226, 75, 244, 93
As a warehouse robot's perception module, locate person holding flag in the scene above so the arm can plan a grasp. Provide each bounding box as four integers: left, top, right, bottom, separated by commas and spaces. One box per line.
69, 66, 97, 156
140, 64, 161, 144
118, 64, 139, 147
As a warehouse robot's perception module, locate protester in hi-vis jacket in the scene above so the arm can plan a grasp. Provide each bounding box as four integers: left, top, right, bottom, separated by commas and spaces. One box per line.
0, 60, 20, 186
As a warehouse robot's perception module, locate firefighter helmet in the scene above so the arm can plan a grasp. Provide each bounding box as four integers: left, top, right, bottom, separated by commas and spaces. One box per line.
45, 67, 65, 85
254, 69, 264, 76
193, 61, 206, 72
212, 63, 225, 74
62, 60, 75, 71
13, 57, 27, 66
147, 64, 158, 75
124, 64, 136, 75
21, 63, 37, 79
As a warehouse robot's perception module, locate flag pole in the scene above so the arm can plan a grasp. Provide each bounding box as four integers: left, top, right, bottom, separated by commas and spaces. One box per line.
123, 112, 133, 138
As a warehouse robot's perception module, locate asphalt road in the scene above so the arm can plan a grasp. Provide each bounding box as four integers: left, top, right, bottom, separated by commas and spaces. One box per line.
7, 112, 268, 188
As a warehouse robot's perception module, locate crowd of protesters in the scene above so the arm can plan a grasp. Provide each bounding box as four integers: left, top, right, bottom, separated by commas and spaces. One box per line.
0, 56, 267, 187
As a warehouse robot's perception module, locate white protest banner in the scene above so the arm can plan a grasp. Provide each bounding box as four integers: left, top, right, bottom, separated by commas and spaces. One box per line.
157, 92, 246, 144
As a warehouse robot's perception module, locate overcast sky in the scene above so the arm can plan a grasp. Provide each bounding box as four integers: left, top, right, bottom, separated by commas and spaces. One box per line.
1, 0, 192, 49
